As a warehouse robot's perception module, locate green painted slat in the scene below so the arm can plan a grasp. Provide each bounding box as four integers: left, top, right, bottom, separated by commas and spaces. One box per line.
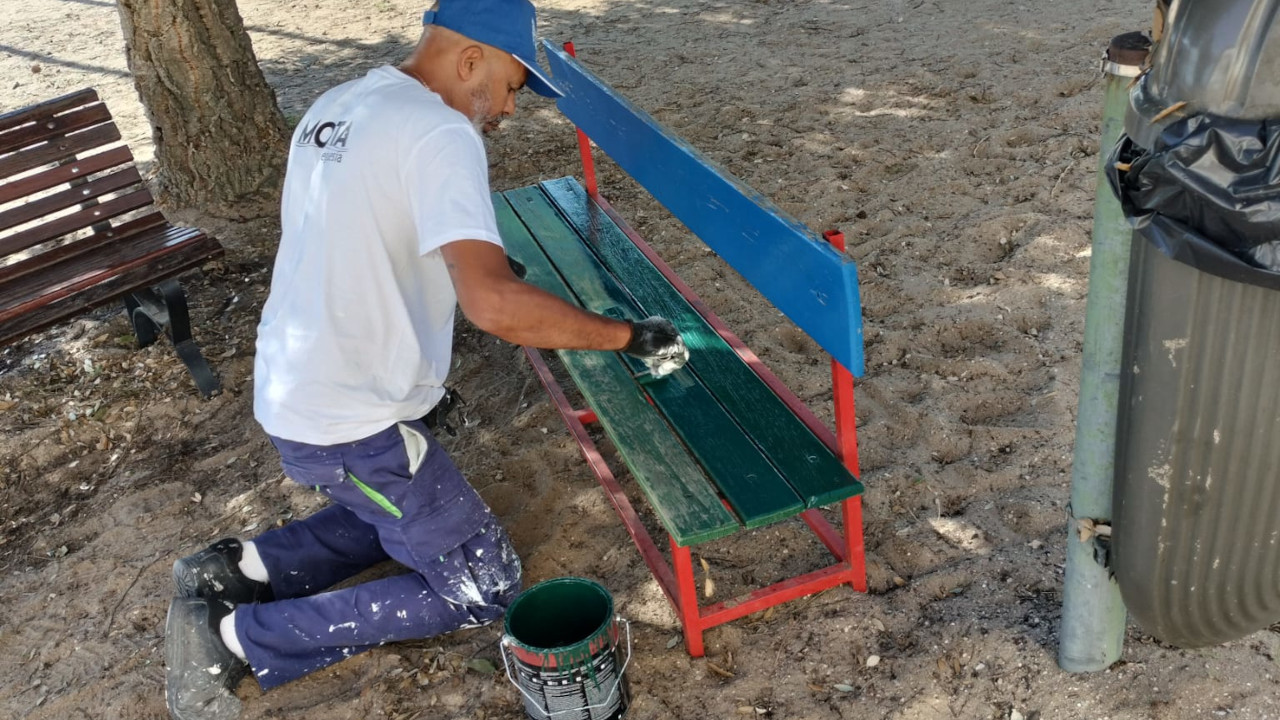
493, 193, 737, 546
503, 185, 805, 529
540, 176, 863, 508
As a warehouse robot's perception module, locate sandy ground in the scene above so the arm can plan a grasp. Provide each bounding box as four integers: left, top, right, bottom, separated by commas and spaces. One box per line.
3, 0, 1280, 718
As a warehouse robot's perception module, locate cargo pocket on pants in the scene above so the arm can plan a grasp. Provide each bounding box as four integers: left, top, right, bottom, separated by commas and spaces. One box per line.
398, 422, 430, 476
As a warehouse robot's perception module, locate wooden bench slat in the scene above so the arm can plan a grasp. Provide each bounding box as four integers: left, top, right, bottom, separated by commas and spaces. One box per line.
0, 88, 99, 134
541, 177, 865, 508
0, 215, 182, 286
495, 193, 738, 546
0, 165, 142, 233
504, 185, 807, 529
0, 233, 221, 345
0, 146, 134, 206
542, 41, 865, 376
0, 219, 205, 312
0, 188, 155, 258
0, 224, 217, 319
0, 123, 122, 180
0, 103, 114, 155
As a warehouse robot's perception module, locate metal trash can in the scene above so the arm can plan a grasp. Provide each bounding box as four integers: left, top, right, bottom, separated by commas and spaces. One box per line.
1108, 0, 1280, 648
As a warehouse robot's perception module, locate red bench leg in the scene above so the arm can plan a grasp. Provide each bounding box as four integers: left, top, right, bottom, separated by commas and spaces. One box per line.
843, 496, 868, 592
670, 537, 705, 657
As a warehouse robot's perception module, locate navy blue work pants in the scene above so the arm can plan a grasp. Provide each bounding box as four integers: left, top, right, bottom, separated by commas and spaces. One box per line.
234, 420, 521, 690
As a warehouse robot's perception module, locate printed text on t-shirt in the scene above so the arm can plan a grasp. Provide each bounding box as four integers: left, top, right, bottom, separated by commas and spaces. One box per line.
297, 120, 353, 154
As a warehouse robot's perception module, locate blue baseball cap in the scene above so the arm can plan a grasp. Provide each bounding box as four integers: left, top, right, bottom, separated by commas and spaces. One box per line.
422, 0, 563, 98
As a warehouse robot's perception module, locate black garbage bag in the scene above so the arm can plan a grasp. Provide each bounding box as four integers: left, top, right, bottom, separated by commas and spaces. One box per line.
1109, 113, 1280, 290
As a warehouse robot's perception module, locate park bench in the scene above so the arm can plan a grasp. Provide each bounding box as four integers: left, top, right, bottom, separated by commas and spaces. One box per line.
0, 88, 224, 396
494, 42, 868, 656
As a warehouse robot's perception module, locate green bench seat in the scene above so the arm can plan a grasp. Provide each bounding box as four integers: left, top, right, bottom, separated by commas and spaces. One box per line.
495, 178, 863, 546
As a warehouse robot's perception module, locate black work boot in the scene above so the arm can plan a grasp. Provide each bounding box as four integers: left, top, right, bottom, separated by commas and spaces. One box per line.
165, 597, 247, 720
173, 538, 274, 605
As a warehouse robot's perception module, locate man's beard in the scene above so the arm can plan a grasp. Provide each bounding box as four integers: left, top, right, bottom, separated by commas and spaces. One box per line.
469, 87, 502, 134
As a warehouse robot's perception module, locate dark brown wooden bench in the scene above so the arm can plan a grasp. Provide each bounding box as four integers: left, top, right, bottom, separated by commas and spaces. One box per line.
0, 88, 225, 396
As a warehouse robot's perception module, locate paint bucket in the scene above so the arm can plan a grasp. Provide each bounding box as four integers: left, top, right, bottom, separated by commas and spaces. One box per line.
500, 577, 632, 720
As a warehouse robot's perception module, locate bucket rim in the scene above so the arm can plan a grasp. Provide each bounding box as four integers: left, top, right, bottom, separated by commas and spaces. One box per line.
503, 577, 616, 656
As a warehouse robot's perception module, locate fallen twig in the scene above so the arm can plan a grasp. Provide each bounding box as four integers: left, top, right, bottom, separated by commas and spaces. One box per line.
1051, 158, 1077, 198
104, 551, 167, 638
705, 660, 735, 679
972, 134, 991, 158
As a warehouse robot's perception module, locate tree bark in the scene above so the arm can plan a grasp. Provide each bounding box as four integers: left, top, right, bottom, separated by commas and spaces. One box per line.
117, 0, 290, 220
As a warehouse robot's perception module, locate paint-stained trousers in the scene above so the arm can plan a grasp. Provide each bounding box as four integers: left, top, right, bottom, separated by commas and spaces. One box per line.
234, 419, 522, 690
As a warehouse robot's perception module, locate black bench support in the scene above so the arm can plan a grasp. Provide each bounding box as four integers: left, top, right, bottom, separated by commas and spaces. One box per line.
124, 279, 220, 397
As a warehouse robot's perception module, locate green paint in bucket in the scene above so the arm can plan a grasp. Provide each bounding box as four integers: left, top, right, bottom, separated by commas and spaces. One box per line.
501, 577, 631, 720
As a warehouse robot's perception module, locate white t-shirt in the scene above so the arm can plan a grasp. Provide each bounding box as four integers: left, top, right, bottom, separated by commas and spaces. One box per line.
254, 66, 503, 445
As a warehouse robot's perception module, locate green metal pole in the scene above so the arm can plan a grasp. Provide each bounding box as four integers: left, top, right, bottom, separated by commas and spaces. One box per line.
1058, 32, 1150, 674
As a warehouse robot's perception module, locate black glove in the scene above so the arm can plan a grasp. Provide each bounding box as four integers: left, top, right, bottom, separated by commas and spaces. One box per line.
623, 316, 689, 377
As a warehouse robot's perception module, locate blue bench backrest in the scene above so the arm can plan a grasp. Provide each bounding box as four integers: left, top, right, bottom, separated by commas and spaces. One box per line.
542, 41, 864, 376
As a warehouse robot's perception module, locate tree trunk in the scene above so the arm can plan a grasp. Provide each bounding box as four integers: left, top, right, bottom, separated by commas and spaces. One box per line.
117, 0, 290, 220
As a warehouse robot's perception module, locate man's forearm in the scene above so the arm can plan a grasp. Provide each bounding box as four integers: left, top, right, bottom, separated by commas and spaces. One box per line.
466, 278, 632, 350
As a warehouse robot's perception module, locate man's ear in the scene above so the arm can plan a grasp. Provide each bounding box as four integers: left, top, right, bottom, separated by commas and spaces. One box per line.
457, 45, 484, 82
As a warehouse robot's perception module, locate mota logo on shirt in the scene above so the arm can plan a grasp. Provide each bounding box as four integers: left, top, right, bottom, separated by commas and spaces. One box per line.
296, 120, 353, 151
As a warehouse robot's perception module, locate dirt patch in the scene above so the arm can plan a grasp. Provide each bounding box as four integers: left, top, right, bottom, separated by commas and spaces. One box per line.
3, 1, 1280, 719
